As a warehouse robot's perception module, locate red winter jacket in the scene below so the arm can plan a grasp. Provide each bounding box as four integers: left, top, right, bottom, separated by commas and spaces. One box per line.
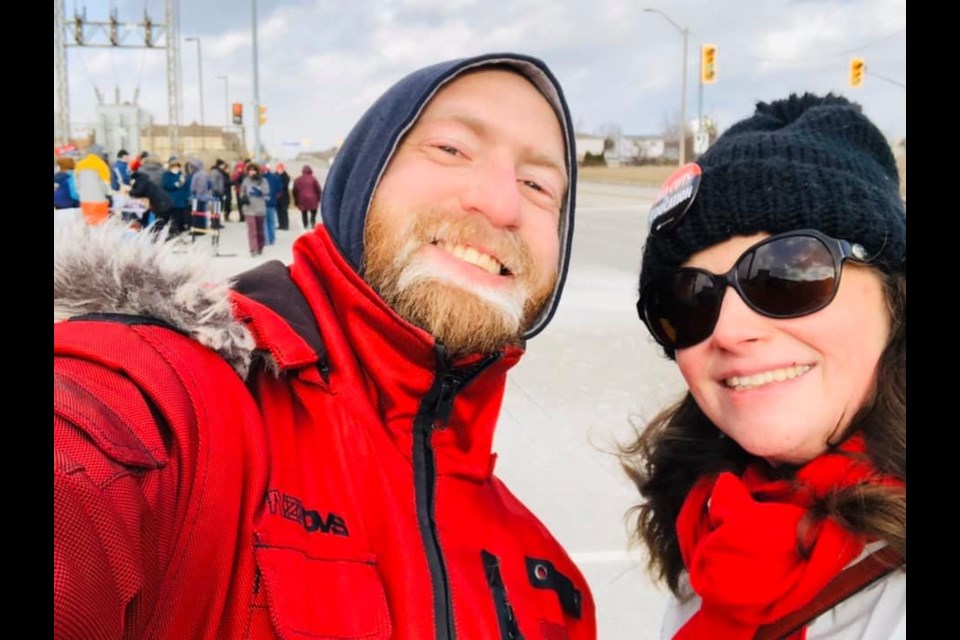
53, 225, 596, 640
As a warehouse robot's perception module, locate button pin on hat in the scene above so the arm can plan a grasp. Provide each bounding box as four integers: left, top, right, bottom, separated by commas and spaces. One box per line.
648, 163, 702, 236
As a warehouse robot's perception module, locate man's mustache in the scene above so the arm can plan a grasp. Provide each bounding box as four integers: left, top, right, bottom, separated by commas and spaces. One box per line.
410, 210, 533, 277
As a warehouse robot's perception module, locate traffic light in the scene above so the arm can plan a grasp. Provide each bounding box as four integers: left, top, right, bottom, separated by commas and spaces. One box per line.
849, 58, 865, 88
232, 102, 243, 125
259, 105, 267, 125
701, 44, 717, 84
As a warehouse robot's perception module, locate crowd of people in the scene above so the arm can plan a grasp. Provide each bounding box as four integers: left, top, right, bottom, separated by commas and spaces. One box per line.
55, 147, 326, 257
54, 52, 906, 640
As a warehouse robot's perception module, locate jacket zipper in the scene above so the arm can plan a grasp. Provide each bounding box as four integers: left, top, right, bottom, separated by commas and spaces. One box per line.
413, 345, 501, 640
482, 550, 525, 640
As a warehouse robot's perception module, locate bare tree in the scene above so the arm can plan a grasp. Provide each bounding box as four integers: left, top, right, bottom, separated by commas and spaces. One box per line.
660, 111, 694, 163
596, 122, 622, 159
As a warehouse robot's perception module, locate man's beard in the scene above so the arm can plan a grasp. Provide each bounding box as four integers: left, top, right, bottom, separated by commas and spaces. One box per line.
363, 203, 557, 357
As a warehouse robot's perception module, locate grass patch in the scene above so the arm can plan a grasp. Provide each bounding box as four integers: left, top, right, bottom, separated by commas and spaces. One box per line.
578, 165, 677, 186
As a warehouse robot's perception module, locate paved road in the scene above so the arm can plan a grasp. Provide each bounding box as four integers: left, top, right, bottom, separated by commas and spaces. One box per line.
175, 179, 684, 639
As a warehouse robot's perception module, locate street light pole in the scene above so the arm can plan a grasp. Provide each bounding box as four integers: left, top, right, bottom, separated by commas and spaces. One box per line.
217, 75, 229, 128
252, 0, 262, 162
185, 36, 205, 149
644, 7, 688, 167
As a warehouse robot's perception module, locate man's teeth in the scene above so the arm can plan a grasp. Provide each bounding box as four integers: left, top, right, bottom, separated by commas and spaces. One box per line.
435, 241, 505, 275
724, 365, 811, 390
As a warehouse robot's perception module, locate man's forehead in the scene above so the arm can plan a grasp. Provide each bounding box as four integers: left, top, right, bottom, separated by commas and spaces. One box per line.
424, 67, 549, 112
414, 68, 565, 153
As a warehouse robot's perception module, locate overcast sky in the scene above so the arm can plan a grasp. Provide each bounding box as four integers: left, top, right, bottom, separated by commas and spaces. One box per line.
59, 0, 906, 159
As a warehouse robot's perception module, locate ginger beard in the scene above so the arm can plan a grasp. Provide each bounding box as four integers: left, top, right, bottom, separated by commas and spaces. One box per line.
363, 202, 558, 356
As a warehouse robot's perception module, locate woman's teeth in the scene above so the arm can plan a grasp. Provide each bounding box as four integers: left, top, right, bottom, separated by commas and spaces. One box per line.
724, 365, 811, 390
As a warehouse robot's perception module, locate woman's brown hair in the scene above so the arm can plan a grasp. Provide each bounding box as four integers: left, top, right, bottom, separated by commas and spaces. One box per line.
620, 270, 906, 598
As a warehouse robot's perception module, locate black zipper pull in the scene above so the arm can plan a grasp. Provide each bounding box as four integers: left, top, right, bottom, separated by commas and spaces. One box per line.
432, 375, 462, 426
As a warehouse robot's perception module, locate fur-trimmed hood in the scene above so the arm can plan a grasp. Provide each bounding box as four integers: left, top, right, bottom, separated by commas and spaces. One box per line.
53, 217, 256, 377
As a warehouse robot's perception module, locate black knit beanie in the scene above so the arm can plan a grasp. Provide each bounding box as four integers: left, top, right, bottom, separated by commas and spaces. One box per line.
639, 93, 906, 295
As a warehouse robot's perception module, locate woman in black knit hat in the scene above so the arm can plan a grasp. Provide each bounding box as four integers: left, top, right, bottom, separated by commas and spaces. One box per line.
621, 93, 905, 639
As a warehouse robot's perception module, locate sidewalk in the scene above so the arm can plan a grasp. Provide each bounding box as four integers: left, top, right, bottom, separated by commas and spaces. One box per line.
188, 214, 307, 282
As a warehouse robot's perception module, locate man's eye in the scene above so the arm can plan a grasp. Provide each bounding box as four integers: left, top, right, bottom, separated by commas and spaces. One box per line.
522, 179, 545, 193
437, 145, 461, 156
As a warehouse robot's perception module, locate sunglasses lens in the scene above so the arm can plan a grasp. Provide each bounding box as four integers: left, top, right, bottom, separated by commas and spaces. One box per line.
738, 235, 838, 317
643, 271, 722, 348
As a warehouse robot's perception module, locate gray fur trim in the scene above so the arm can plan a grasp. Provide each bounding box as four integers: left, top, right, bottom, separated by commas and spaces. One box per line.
54, 217, 256, 378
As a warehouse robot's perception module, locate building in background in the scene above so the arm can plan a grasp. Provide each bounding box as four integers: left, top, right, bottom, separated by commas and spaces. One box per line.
574, 134, 607, 164
139, 123, 245, 167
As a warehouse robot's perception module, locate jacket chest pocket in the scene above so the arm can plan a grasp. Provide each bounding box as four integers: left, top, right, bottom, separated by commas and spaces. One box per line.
482, 550, 584, 640
247, 537, 392, 640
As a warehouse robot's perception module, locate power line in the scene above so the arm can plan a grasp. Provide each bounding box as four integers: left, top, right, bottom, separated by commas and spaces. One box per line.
826, 27, 906, 58
727, 27, 907, 65
867, 69, 906, 89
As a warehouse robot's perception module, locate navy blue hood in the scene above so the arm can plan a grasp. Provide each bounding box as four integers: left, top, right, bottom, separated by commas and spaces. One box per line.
320, 52, 577, 341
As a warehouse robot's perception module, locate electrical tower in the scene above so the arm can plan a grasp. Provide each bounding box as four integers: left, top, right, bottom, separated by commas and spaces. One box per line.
53, 0, 184, 155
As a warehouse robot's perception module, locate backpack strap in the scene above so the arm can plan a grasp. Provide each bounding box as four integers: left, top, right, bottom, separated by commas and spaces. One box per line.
754, 545, 905, 640
68, 312, 183, 332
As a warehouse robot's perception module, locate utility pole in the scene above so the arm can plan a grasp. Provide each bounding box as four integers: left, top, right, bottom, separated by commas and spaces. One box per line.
644, 7, 688, 167
165, 0, 183, 156
251, 0, 262, 162
53, 0, 182, 154
185, 36, 205, 149
54, 0, 70, 146
218, 75, 229, 126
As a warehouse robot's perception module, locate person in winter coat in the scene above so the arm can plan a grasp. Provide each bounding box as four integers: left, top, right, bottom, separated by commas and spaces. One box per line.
74, 146, 113, 225
53, 156, 80, 211
275, 163, 292, 230
111, 149, 131, 192
53, 53, 595, 640
621, 93, 906, 639
292, 163, 322, 231
135, 154, 166, 189
239, 163, 270, 256
188, 158, 216, 210
162, 158, 191, 236
211, 158, 232, 221
261, 164, 281, 245
128, 167, 174, 231
232, 160, 247, 222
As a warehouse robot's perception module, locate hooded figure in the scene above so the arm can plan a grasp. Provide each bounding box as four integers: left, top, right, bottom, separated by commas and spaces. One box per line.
188, 157, 216, 204
292, 163, 323, 229
322, 53, 576, 338
134, 154, 165, 187
53, 53, 594, 639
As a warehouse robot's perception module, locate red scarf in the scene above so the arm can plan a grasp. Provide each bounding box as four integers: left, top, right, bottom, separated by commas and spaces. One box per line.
674, 434, 903, 639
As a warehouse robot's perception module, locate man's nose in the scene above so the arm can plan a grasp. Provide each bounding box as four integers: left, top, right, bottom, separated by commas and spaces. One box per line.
459, 161, 522, 229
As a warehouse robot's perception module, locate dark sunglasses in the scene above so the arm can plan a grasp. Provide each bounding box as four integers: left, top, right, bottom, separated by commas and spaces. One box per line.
637, 229, 870, 349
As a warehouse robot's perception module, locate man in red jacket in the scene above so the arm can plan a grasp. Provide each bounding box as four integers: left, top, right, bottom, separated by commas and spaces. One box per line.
54, 53, 595, 640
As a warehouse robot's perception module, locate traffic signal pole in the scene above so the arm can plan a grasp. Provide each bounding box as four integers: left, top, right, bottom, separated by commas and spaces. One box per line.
698, 67, 703, 140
